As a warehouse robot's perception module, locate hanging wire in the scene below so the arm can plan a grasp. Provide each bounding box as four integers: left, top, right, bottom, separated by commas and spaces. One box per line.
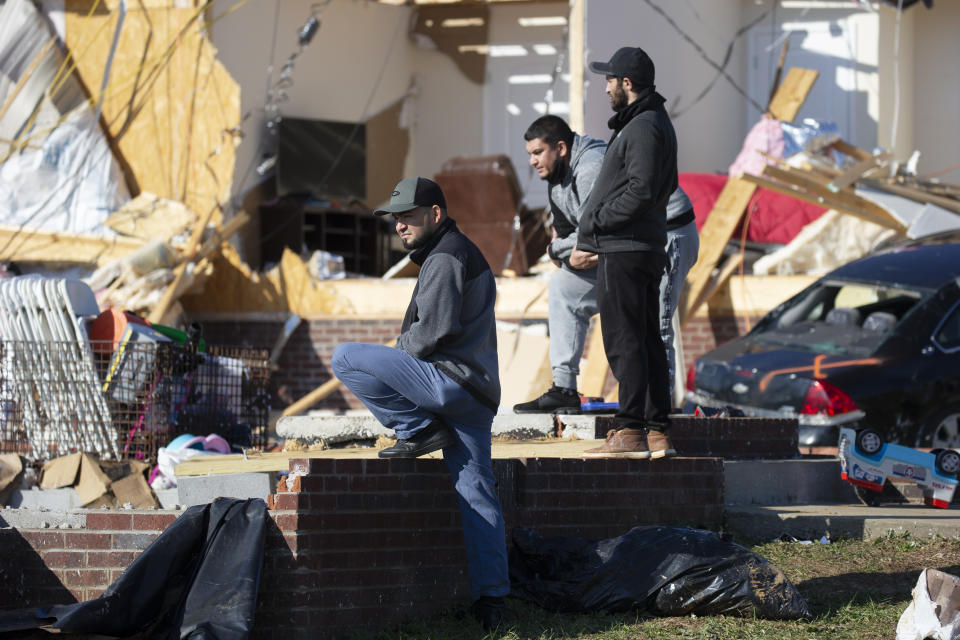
542, 3, 570, 115
640, 0, 766, 115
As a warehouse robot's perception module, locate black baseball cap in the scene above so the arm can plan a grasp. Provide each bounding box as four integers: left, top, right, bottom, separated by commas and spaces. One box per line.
588, 46, 655, 88
373, 177, 447, 215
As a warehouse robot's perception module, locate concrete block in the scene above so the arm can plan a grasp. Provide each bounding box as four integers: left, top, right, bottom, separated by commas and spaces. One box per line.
176, 472, 276, 508
154, 488, 179, 510
277, 413, 387, 446
724, 459, 858, 505
0, 507, 86, 529
491, 414, 555, 439
7, 487, 85, 511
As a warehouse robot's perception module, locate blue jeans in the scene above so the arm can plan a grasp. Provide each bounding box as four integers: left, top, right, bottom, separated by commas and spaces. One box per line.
660, 220, 700, 396
330, 342, 509, 600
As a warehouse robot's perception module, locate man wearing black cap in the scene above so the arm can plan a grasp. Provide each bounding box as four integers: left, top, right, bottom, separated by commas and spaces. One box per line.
571, 46, 679, 459
330, 177, 507, 630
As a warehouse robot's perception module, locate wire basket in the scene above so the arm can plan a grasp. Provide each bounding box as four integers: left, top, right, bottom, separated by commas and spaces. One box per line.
0, 339, 269, 463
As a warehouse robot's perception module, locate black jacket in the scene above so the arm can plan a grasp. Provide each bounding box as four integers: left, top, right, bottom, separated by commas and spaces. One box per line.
577, 91, 678, 255
396, 217, 501, 411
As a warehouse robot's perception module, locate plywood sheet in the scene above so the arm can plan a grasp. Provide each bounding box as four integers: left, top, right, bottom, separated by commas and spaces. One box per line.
63, 1, 241, 221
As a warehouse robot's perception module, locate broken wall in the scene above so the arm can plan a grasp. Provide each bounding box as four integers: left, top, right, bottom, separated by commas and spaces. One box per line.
60, 0, 241, 223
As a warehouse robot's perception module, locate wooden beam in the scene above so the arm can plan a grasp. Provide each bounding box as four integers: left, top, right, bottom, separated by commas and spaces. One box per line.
760, 165, 904, 228
679, 177, 756, 326
861, 179, 960, 215
825, 156, 882, 193
0, 224, 144, 266
766, 68, 819, 123
568, 0, 585, 133
741, 172, 907, 233
684, 253, 743, 326
579, 316, 608, 398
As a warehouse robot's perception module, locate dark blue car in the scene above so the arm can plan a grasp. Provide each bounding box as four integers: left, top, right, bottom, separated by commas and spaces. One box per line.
686, 242, 960, 448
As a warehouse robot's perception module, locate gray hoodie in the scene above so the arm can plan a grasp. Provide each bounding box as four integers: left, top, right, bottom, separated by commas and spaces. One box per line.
546, 133, 606, 268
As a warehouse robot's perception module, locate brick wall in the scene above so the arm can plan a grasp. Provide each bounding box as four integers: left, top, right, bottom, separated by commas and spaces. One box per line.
201, 313, 753, 411
594, 416, 800, 459
1, 456, 723, 638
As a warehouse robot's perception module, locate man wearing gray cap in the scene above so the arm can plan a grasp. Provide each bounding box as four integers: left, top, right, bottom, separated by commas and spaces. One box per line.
569, 46, 680, 459
331, 177, 507, 630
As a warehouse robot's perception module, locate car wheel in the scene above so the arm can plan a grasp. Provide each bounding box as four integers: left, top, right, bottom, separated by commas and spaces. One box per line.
915, 403, 960, 449
855, 428, 883, 455
935, 449, 960, 477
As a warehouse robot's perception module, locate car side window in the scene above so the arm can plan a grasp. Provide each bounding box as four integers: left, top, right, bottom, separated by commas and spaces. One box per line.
933, 301, 960, 353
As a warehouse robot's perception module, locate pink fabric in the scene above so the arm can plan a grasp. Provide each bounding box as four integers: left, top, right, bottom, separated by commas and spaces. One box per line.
679, 172, 827, 245
727, 116, 785, 179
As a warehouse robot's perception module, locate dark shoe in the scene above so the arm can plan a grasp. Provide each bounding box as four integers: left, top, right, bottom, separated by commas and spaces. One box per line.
378, 421, 456, 458
646, 428, 676, 459
513, 385, 581, 414
582, 428, 650, 458
472, 595, 505, 631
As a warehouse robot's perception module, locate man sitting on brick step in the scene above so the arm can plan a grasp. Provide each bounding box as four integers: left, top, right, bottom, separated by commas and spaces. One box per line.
331, 177, 508, 630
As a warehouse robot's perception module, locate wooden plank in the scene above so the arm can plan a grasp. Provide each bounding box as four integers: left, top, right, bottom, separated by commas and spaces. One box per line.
760, 165, 905, 229
175, 438, 607, 477
0, 224, 144, 265
861, 179, 960, 215
766, 68, 819, 123
679, 177, 757, 326
830, 139, 873, 162
741, 172, 907, 233
825, 156, 881, 193
579, 317, 608, 397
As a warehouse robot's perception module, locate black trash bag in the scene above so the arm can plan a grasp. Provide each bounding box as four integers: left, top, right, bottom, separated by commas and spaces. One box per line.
509, 525, 811, 620
33, 497, 266, 639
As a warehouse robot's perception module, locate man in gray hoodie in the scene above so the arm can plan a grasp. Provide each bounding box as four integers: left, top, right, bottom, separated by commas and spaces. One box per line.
331, 177, 508, 630
513, 115, 606, 414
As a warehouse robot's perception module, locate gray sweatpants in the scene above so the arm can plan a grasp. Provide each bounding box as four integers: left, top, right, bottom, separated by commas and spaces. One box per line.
548, 219, 700, 395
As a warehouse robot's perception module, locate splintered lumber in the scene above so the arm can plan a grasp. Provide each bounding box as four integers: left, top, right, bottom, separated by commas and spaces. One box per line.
757, 165, 906, 230
679, 177, 757, 325
579, 317, 609, 398
0, 224, 144, 265
766, 68, 819, 123
861, 179, 960, 215
741, 170, 907, 233
825, 156, 885, 193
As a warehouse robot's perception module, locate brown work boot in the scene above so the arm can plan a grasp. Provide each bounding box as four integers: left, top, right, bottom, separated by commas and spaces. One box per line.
583, 428, 650, 459
646, 428, 676, 459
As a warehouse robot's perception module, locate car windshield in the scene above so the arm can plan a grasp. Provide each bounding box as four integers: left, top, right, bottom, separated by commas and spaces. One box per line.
750, 279, 924, 356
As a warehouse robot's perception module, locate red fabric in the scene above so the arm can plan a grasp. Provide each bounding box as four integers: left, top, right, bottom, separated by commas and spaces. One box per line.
679, 172, 827, 245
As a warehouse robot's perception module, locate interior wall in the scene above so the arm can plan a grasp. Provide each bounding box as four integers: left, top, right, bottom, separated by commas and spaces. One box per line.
210, 0, 417, 213
912, 2, 960, 183
583, 0, 746, 174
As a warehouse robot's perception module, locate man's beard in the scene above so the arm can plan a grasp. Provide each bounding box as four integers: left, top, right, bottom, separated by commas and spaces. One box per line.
610, 81, 628, 111
402, 229, 433, 250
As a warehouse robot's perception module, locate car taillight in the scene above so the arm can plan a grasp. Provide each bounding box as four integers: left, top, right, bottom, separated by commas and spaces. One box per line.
685, 363, 697, 392
801, 380, 858, 416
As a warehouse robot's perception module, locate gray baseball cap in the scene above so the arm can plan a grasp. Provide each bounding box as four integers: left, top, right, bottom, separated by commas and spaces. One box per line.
373, 177, 447, 216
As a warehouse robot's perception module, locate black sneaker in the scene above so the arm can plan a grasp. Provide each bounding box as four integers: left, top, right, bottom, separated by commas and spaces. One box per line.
378, 420, 456, 458
513, 385, 581, 414
472, 595, 505, 631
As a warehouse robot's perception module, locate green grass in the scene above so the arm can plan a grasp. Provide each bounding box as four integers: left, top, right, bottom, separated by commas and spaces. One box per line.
356, 533, 960, 640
